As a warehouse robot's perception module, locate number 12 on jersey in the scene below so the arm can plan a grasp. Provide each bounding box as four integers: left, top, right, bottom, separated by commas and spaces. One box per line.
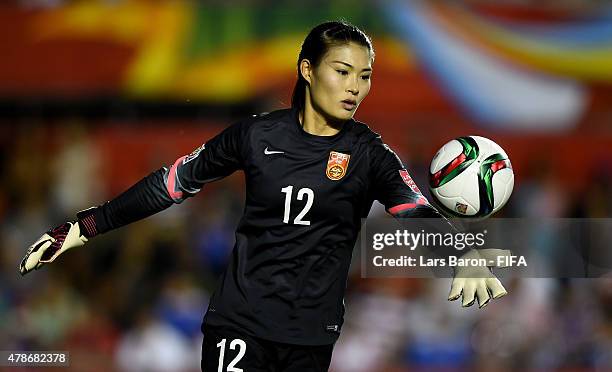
281, 186, 314, 225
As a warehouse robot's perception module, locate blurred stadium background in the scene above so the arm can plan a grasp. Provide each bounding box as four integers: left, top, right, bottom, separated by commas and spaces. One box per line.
1, 1, 611, 371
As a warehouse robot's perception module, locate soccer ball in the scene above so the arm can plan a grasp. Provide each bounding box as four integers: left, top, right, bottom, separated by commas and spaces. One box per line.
428, 136, 514, 218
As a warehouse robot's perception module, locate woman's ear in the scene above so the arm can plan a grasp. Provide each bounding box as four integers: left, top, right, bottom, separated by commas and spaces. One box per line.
299, 59, 312, 85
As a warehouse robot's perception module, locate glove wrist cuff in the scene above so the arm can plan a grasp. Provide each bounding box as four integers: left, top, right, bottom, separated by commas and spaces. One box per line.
77, 208, 99, 238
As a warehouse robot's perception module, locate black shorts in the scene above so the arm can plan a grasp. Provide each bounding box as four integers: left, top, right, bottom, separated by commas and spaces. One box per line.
201, 324, 334, 372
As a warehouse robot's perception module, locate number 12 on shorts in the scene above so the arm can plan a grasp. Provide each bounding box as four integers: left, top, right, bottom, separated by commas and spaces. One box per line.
216, 338, 246, 372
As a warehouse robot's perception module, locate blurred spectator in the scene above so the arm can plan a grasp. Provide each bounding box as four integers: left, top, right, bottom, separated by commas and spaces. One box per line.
51, 121, 104, 217
115, 307, 198, 372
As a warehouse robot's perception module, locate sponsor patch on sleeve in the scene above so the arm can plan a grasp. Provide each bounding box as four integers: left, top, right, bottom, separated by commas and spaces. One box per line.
183, 143, 206, 164
399, 169, 421, 194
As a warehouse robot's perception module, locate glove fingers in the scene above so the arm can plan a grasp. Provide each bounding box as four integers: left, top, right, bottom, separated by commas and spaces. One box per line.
486, 277, 508, 299
462, 281, 477, 307
448, 278, 464, 301
19, 222, 87, 276
476, 282, 491, 308
20, 239, 52, 274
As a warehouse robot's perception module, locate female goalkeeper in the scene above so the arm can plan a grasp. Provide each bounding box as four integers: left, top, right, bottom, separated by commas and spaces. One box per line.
20, 21, 507, 372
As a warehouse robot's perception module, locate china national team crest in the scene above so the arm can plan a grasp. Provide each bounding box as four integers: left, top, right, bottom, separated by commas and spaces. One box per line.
326, 151, 350, 181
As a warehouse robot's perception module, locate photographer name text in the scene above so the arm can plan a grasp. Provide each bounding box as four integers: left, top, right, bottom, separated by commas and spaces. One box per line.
372, 255, 527, 267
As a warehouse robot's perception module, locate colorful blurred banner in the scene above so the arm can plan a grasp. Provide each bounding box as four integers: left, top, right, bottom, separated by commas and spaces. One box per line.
1, 1, 387, 101
1, 1, 611, 131
385, 1, 612, 130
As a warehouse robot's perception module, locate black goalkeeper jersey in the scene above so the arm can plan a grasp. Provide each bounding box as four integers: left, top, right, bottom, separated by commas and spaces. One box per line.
79, 108, 439, 345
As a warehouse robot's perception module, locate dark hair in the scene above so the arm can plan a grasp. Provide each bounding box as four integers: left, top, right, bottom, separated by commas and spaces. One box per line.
291, 21, 374, 111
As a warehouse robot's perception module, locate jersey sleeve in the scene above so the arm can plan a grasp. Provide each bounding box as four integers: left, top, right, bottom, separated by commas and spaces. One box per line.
163, 120, 247, 203
369, 136, 442, 218
77, 120, 249, 237
368, 137, 467, 260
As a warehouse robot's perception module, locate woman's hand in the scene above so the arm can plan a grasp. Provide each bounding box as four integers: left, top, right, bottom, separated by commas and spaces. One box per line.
19, 221, 88, 275
448, 249, 511, 308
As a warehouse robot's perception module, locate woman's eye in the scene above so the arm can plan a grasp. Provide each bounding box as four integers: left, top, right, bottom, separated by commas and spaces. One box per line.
361, 75, 371, 80
336, 70, 348, 75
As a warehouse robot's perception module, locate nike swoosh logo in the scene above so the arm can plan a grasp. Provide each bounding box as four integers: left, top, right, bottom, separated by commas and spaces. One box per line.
264, 147, 284, 155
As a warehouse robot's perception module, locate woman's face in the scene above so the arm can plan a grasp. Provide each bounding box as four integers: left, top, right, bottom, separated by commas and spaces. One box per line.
303, 42, 373, 122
